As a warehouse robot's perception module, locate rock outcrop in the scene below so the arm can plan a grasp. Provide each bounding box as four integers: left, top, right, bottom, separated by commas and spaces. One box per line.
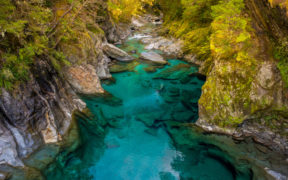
0, 60, 86, 170
0, 0, 130, 177
197, 0, 288, 155
65, 65, 104, 94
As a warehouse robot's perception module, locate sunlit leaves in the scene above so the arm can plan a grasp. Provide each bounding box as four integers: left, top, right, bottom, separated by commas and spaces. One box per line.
0, 0, 69, 89
108, 0, 155, 22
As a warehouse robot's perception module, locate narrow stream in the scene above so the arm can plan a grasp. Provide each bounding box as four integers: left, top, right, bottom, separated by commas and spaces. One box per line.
42, 23, 273, 180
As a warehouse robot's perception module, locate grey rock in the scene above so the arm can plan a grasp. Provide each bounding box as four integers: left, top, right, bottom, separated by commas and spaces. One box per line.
0, 173, 6, 180
140, 51, 167, 64
0, 60, 86, 168
141, 37, 184, 58
103, 43, 134, 61
97, 54, 112, 79
0, 122, 23, 167
265, 168, 288, 180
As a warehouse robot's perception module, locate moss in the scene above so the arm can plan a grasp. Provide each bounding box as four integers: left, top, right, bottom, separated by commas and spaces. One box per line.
86, 23, 104, 35
273, 37, 288, 87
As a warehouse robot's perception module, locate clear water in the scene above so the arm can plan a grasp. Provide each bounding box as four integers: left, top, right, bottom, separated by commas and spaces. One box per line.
43, 33, 253, 180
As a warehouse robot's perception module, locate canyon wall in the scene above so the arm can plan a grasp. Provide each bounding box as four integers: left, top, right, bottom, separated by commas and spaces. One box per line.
0, 0, 132, 177
158, 0, 288, 154
198, 0, 288, 154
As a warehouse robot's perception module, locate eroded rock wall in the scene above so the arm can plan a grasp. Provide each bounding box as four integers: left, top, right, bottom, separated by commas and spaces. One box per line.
0, 0, 132, 176
0, 59, 85, 169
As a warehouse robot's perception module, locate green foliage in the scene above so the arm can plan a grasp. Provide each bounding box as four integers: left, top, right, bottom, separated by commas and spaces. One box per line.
159, 0, 259, 127
277, 62, 288, 87
183, 27, 211, 61
0, 0, 74, 90
157, 0, 183, 22
158, 0, 217, 63
159, 0, 254, 65
210, 0, 253, 62
273, 38, 288, 87
108, 0, 155, 23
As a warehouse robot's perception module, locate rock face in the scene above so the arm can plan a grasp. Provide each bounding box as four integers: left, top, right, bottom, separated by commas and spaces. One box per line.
0, 60, 86, 169
103, 43, 134, 61
58, 28, 112, 80
140, 51, 167, 64
102, 22, 132, 44
197, 0, 288, 155
65, 65, 104, 95
0, 0, 125, 176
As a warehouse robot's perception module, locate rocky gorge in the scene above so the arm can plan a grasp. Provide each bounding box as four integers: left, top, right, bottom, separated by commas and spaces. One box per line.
0, 0, 288, 179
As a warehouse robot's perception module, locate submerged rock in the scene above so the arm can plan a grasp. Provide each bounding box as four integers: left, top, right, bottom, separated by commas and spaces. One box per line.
143, 65, 163, 73
159, 172, 177, 180
103, 43, 134, 62
136, 112, 161, 127
109, 61, 140, 73
140, 51, 167, 64
154, 63, 196, 80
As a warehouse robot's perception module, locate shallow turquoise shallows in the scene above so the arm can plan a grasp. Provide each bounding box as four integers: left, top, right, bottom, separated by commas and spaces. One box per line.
44, 37, 253, 180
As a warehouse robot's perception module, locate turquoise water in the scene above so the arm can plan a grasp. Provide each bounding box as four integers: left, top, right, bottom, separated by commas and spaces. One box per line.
44, 58, 252, 180
43, 28, 254, 179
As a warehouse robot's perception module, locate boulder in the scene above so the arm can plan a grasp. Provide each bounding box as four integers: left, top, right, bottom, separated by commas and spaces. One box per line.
109, 61, 140, 73
103, 44, 134, 62
140, 51, 167, 64
65, 65, 104, 95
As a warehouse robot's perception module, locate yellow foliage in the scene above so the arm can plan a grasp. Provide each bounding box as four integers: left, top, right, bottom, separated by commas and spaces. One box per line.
108, 0, 155, 22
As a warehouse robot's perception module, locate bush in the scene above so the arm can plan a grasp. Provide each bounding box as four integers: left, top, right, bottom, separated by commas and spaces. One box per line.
108, 0, 155, 23
0, 0, 72, 90
274, 38, 288, 87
